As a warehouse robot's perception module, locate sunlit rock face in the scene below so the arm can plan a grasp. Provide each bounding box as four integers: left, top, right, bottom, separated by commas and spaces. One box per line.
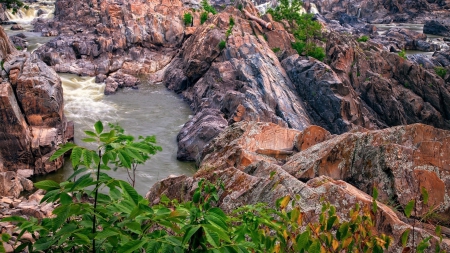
0, 26, 73, 197
148, 121, 450, 252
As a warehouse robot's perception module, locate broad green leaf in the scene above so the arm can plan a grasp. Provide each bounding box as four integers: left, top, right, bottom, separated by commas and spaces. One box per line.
73, 233, 90, 245
193, 190, 201, 203
204, 227, 220, 247
59, 192, 72, 205
401, 229, 410, 247
308, 240, 321, 253
120, 181, 139, 205
123, 221, 142, 235
34, 180, 60, 191
84, 130, 97, 137
70, 147, 83, 168
118, 150, 132, 169
296, 230, 310, 251
1, 216, 27, 222
417, 236, 431, 253
34, 238, 57, 251
421, 187, 429, 205
372, 186, 379, 200
182, 225, 201, 245
1, 233, 10, 242
49, 143, 76, 161
404, 200, 415, 218
82, 148, 93, 168
94, 120, 104, 134
67, 167, 87, 181
52, 204, 71, 231
326, 215, 337, 231
117, 240, 146, 253
95, 229, 118, 239
145, 240, 160, 253
81, 137, 97, 142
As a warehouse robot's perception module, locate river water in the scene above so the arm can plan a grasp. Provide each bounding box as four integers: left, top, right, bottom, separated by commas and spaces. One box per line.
3, 0, 195, 195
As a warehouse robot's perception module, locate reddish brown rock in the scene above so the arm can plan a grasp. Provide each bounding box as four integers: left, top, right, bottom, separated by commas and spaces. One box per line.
0, 26, 72, 197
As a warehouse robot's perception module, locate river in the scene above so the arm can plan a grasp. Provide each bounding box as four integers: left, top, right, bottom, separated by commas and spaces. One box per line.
3, 0, 195, 195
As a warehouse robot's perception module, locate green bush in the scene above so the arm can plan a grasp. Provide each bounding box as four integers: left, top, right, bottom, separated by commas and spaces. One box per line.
434, 66, 447, 79
268, 0, 325, 61
0, 122, 444, 253
200, 11, 208, 24
357, 35, 369, 42
183, 12, 193, 26
398, 49, 407, 59
201, 0, 216, 15
218, 40, 226, 50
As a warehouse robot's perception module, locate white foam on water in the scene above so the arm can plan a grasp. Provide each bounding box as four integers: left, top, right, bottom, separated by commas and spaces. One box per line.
6, 0, 55, 23
60, 74, 119, 125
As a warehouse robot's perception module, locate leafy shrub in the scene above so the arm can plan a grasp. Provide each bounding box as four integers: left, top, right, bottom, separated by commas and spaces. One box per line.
200, 11, 208, 24
218, 40, 226, 50
272, 47, 281, 53
183, 12, 193, 26
201, 0, 216, 15
434, 66, 447, 79
269, 0, 325, 61
398, 49, 407, 59
357, 35, 369, 42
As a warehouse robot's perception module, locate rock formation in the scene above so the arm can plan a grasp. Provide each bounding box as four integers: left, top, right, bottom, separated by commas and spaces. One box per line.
147, 121, 450, 251
308, 0, 450, 23
0, 26, 72, 197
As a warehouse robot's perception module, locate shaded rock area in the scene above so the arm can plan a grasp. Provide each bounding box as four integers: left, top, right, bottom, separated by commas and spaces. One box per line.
147, 121, 450, 252
0, 190, 55, 251
308, 0, 450, 24
0, 26, 73, 197
424, 19, 450, 37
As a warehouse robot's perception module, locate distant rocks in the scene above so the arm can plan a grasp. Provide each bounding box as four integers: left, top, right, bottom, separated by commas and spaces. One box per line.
424, 20, 450, 37
10, 24, 23, 30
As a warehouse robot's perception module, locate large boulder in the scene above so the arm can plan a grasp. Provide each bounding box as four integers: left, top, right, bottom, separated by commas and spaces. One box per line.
0, 26, 73, 197
424, 20, 450, 37
148, 121, 450, 251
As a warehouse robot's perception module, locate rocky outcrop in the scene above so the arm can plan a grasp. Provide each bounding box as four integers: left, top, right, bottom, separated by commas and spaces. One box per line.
308, 0, 449, 24
0, 26, 72, 197
296, 31, 450, 134
165, 6, 312, 161
148, 121, 450, 251
424, 20, 450, 37
33, 0, 201, 94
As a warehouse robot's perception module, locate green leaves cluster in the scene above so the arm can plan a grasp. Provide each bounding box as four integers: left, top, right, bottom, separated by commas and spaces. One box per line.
200, 0, 216, 24
183, 12, 193, 26
267, 0, 325, 61
434, 66, 447, 79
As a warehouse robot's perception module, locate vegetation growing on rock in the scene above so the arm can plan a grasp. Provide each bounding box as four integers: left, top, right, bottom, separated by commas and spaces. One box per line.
268, 0, 325, 61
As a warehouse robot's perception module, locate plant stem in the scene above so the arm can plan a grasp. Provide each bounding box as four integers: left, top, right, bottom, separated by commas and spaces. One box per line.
92, 149, 102, 253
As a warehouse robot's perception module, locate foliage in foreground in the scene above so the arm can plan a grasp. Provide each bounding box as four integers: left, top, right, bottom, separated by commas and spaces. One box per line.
267, 0, 325, 61
434, 66, 447, 79
0, 122, 445, 253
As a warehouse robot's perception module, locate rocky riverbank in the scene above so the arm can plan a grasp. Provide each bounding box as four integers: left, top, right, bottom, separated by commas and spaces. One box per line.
0, 26, 73, 197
